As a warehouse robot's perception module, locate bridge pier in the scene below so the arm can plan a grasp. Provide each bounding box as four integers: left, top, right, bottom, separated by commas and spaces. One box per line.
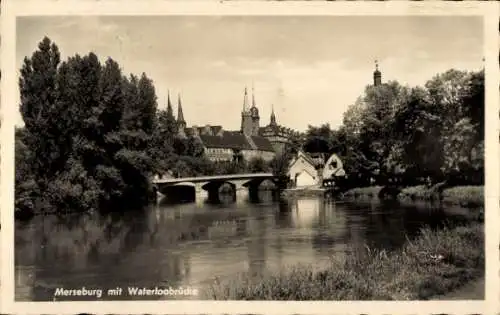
153, 173, 279, 205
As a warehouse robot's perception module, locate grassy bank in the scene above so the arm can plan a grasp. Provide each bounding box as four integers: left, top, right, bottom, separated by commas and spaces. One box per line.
207, 222, 484, 300
341, 186, 384, 202
341, 185, 484, 207
281, 187, 327, 199
441, 186, 484, 208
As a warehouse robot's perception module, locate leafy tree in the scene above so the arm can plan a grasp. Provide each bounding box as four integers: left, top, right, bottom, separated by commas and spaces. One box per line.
303, 123, 335, 153
16, 37, 162, 215
19, 36, 61, 182
269, 151, 292, 177
248, 156, 268, 173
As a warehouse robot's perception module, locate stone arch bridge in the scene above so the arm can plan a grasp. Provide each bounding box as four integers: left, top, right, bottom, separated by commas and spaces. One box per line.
152, 173, 279, 202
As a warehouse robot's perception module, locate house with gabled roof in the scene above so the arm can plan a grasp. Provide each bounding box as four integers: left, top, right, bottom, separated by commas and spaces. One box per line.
287, 150, 347, 188
287, 151, 321, 187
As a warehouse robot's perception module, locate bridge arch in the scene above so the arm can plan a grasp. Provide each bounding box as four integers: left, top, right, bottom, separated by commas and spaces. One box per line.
241, 178, 277, 189
201, 180, 236, 192
157, 182, 198, 203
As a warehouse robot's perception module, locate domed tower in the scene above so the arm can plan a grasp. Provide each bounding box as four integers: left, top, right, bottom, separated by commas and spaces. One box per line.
250, 86, 260, 136
373, 60, 382, 86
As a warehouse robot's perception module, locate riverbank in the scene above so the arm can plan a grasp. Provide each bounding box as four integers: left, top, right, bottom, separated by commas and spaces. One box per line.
207, 222, 484, 300
342, 185, 484, 208
280, 186, 328, 198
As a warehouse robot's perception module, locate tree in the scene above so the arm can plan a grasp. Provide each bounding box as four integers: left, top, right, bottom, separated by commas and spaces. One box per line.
248, 156, 268, 173
16, 37, 162, 215
441, 118, 480, 183
303, 123, 335, 153
269, 151, 292, 177
19, 36, 61, 181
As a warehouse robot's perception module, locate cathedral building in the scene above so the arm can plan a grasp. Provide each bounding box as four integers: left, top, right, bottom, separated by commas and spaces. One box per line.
174, 86, 296, 163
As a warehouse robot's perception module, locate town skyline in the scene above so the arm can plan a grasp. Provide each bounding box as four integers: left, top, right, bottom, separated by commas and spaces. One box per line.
16, 15, 483, 131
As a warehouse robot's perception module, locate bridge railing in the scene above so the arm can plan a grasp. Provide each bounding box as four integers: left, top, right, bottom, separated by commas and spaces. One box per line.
153, 172, 275, 184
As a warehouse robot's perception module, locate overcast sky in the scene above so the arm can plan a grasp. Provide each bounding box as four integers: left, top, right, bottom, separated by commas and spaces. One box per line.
16, 16, 483, 131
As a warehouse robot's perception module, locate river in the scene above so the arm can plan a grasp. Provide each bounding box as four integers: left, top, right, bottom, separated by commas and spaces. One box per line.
14, 191, 473, 301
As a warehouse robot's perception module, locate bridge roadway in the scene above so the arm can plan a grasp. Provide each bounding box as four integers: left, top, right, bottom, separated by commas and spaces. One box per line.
153, 173, 275, 184
152, 173, 279, 202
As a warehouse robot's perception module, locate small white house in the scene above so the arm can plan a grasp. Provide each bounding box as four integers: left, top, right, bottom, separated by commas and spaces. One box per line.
322, 153, 346, 179
287, 151, 347, 188
287, 151, 320, 187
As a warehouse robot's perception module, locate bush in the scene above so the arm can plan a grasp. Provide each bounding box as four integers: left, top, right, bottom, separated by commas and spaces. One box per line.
442, 186, 484, 208
342, 186, 383, 201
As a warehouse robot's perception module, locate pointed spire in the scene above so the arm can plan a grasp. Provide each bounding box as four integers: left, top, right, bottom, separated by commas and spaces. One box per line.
166, 90, 174, 117
243, 87, 249, 112
270, 104, 277, 126
177, 93, 185, 124
251, 82, 256, 108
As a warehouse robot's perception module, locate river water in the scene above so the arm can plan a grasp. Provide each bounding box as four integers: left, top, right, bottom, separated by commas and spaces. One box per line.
14, 191, 473, 301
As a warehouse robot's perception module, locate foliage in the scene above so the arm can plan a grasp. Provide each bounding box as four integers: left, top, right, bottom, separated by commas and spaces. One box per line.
16, 37, 158, 215
300, 68, 484, 186
207, 222, 484, 300
269, 150, 293, 177
441, 186, 484, 208
341, 185, 484, 209
247, 156, 269, 173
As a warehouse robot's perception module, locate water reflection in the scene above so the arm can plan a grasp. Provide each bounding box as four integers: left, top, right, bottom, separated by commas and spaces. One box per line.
15, 193, 472, 301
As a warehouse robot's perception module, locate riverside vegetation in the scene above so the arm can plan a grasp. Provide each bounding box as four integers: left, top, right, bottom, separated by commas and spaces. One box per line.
15, 38, 484, 299
207, 222, 483, 300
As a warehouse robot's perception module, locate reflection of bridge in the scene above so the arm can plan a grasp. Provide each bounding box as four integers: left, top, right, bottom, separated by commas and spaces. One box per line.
152, 173, 279, 202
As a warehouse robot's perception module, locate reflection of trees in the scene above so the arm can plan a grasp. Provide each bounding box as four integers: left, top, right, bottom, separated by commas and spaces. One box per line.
246, 215, 267, 278
274, 200, 293, 229
15, 208, 194, 299
341, 202, 453, 253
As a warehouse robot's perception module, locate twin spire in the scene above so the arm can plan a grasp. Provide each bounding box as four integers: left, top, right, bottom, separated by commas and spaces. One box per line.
242, 84, 257, 113
242, 84, 276, 123
167, 90, 185, 124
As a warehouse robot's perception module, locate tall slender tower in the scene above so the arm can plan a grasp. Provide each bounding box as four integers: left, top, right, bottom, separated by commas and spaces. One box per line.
177, 93, 186, 135
250, 84, 260, 136
241, 87, 253, 135
373, 60, 382, 86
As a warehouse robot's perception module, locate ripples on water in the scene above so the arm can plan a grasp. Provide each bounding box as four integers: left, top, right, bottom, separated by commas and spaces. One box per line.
15, 191, 472, 301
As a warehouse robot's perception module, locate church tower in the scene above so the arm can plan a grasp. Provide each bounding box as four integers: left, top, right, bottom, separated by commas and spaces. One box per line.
250, 85, 260, 136
177, 93, 186, 136
241, 87, 253, 135
373, 60, 382, 86
166, 90, 174, 117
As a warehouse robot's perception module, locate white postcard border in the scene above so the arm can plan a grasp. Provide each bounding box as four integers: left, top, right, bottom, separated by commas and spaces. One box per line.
1, 1, 498, 314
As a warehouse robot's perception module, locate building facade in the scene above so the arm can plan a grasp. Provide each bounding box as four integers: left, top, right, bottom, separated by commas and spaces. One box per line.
287, 151, 347, 188
287, 151, 320, 187
172, 86, 291, 163
259, 105, 298, 155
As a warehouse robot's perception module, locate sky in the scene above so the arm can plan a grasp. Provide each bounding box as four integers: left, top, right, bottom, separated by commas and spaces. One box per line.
16, 15, 483, 131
